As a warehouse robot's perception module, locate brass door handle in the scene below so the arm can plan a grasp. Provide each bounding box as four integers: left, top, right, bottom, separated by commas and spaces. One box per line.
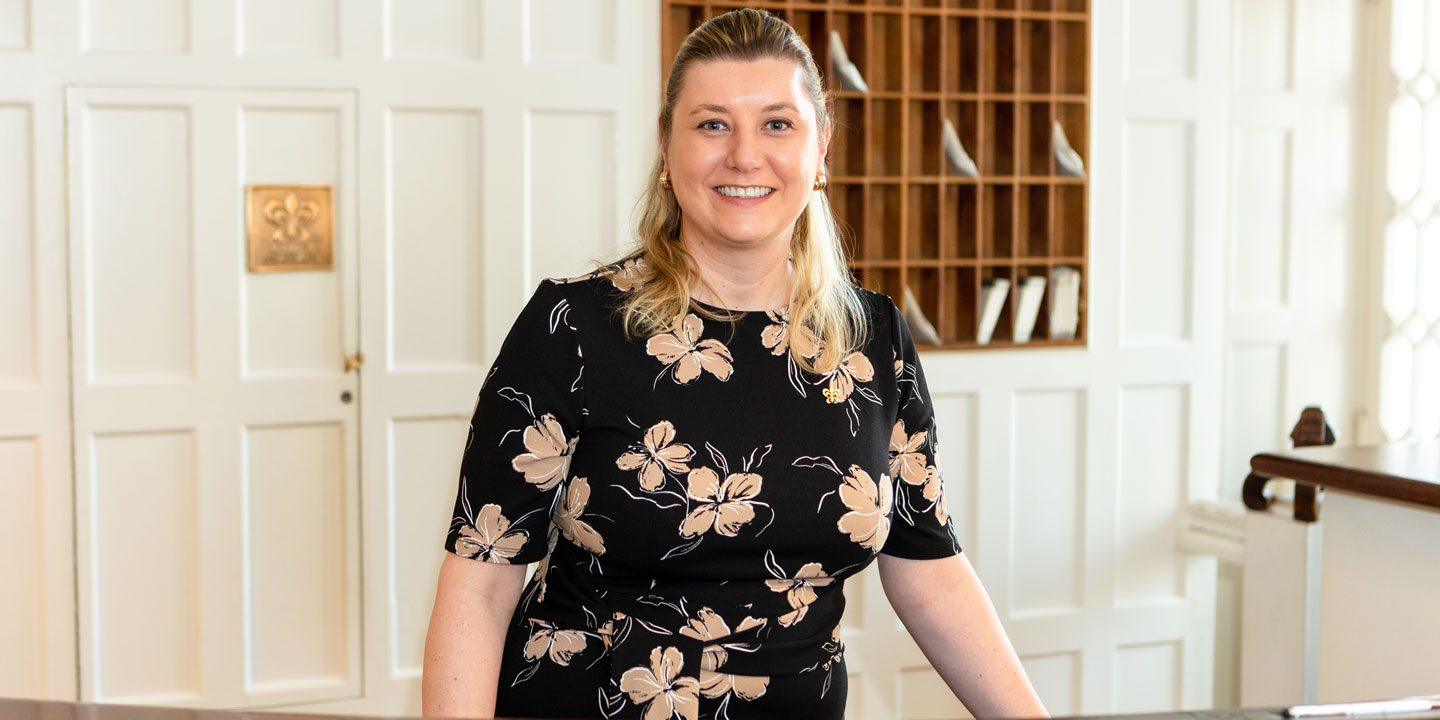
344, 353, 365, 373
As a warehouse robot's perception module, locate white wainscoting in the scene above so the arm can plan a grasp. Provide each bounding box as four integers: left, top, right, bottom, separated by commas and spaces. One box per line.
0, 0, 1362, 716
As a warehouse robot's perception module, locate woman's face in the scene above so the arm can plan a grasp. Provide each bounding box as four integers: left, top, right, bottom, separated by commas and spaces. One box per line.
663, 57, 829, 252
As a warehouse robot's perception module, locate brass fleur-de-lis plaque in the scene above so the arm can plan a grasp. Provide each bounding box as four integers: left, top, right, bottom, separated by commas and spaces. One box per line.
245, 184, 334, 272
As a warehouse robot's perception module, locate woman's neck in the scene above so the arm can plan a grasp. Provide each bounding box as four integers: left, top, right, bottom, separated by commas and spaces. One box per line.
680, 231, 792, 312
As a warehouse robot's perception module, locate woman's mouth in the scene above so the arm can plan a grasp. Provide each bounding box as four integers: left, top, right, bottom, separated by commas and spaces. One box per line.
714, 185, 775, 205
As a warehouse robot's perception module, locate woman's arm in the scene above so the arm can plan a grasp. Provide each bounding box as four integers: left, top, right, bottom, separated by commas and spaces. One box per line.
422, 553, 528, 719
878, 552, 1049, 719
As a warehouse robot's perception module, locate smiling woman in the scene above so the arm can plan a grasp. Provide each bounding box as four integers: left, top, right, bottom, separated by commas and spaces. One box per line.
624, 9, 865, 379
422, 9, 1047, 720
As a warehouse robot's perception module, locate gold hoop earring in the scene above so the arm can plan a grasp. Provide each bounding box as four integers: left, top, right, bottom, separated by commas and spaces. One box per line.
659, 170, 671, 189
813, 173, 827, 191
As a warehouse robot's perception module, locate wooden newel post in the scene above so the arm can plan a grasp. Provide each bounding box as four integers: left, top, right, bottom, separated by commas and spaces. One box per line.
1289, 406, 1336, 449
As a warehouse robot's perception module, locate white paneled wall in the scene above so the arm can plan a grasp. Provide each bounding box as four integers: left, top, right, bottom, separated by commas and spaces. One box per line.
0, 0, 1363, 716
239, 0, 340, 58
388, 110, 487, 369
0, 104, 34, 383
1121, 119, 1194, 344
0, 0, 657, 710
81, 0, 190, 54
1224, 0, 1360, 485
1117, 386, 1189, 603
1218, 0, 1360, 707
350, 1, 657, 713
0, 0, 76, 702
0, 93, 42, 697
527, 110, 618, 282
0, 0, 27, 50
1012, 390, 1086, 615
849, 0, 1230, 713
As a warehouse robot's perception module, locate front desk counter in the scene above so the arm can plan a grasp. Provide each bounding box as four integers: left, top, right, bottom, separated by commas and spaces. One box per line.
6, 698, 1440, 720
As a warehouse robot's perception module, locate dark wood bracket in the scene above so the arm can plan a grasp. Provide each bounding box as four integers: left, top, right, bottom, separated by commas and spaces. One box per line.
1241, 406, 1335, 522
1242, 471, 1322, 522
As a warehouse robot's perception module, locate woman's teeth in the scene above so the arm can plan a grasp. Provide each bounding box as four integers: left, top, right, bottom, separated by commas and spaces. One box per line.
716, 186, 775, 198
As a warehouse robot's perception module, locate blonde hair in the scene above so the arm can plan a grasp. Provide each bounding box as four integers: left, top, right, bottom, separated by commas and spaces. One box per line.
609, 7, 867, 375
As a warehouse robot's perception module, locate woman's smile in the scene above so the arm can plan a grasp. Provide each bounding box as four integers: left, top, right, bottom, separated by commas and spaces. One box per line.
714, 184, 777, 207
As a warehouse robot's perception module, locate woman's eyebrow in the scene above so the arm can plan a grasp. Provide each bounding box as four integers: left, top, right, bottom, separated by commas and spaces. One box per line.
689, 102, 800, 115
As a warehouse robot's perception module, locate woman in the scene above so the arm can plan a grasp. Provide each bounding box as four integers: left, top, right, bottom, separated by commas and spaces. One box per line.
423, 9, 1046, 720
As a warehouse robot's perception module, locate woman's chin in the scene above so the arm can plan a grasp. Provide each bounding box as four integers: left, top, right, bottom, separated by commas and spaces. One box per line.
713, 229, 789, 249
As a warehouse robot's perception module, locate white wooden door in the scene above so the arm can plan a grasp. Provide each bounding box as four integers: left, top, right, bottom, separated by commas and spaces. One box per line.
279, 1, 663, 715
0, 34, 76, 701
66, 86, 363, 709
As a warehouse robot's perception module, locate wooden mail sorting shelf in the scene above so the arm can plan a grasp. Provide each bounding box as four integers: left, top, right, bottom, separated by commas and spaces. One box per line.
663, 0, 1091, 349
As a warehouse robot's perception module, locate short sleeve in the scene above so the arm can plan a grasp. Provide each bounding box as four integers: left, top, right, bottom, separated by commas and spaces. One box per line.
880, 297, 964, 560
445, 280, 584, 565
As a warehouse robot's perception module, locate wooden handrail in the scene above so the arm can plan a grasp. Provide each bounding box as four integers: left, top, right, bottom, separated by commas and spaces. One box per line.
1244, 442, 1440, 521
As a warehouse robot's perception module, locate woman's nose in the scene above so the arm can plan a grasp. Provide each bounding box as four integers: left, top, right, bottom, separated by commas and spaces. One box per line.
726, 128, 762, 172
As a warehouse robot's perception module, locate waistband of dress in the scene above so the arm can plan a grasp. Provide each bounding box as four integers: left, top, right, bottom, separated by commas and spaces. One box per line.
524, 571, 846, 677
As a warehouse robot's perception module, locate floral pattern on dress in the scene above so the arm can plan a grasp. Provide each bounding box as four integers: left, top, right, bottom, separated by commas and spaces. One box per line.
761, 309, 820, 399
451, 490, 530, 564
557, 256, 649, 293
763, 552, 835, 627
616, 420, 695, 491
511, 412, 576, 492
836, 465, 893, 551
647, 313, 735, 386
531, 523, 560, 602
679, 609, 771, 713
801, 347, 882, 437
523, 619, 589, 666
807, 623, 847, 699
625, 441, 777, 561
445, 273, 961, 719
619, 646, 701, 720
555, 476, 606, 555
608, 256, 649, 292
679, 468, 764, 538
925, 465, 950, 525
889, 420, 929, 486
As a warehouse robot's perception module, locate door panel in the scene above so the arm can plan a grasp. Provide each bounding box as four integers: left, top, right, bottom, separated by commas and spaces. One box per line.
67, 86, 361, 709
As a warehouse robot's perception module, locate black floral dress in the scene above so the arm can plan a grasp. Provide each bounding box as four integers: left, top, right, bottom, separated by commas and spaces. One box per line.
445, 257, 961, 720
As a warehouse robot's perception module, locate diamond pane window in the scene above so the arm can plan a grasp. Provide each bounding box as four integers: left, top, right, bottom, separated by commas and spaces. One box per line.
1414, 339, 1440, 438
1381, 0, 1440, 440
1388, 97, 1422, 200
1393, 0, 1423, 78
1418, 222, 1440, 321
1384, 219, 1417, 323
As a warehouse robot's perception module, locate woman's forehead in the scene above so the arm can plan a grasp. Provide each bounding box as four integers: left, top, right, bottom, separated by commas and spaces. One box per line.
676, 58, 816, 116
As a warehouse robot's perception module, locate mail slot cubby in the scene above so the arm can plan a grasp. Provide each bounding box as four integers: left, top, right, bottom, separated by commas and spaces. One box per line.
662, 0, 1090, 349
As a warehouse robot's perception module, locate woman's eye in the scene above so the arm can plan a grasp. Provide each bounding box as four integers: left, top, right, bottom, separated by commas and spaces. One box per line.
766, 119, 793, 131
700, 120, 726, 131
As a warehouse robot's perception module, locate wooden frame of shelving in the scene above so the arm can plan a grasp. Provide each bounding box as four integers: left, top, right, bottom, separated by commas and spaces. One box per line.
662, 0, 1090, 349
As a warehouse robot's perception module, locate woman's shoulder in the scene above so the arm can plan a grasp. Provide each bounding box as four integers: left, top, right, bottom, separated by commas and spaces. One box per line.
852, 286, 900, 344
853, 286, 896, 315
538, 256, 645, 318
